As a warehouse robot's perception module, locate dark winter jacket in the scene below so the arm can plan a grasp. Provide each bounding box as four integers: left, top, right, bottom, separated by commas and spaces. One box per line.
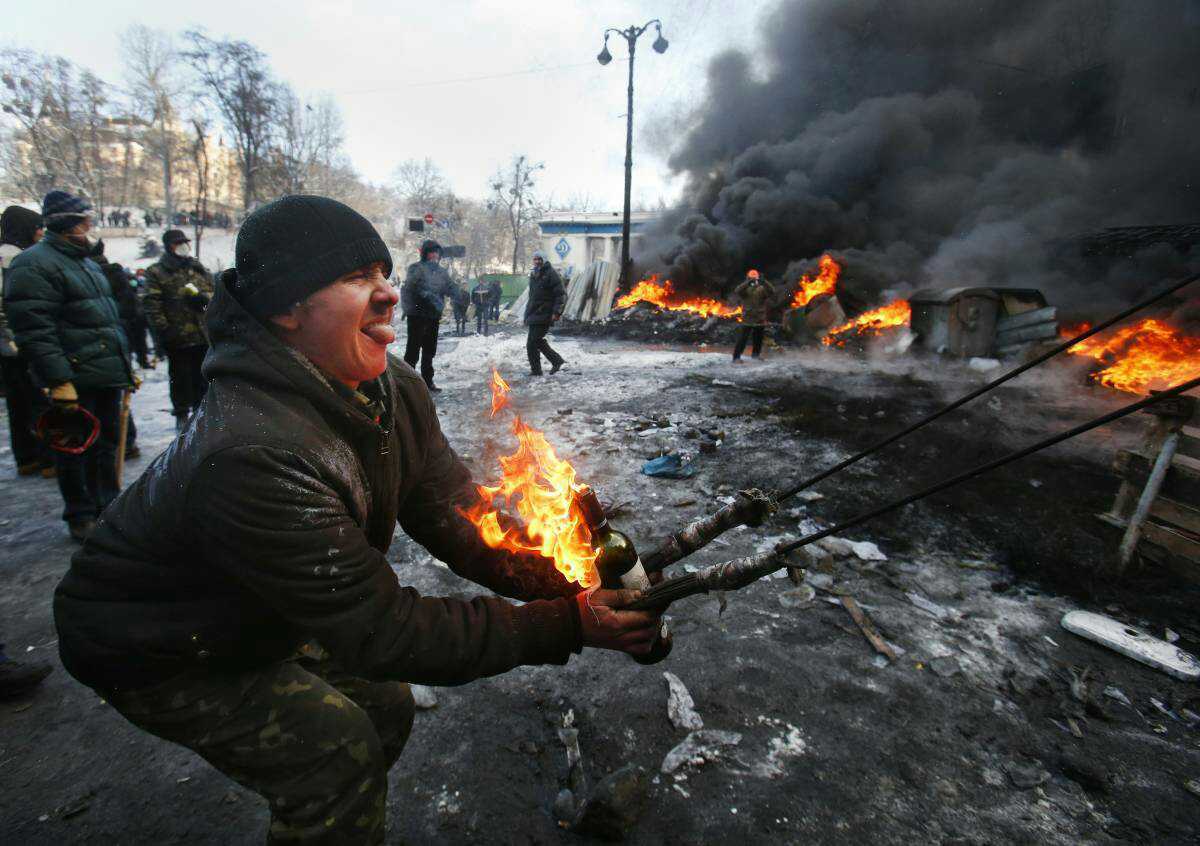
0, 206, 42, 358
471, 281, 491, 312
401, 259, 455, 321
451, 284, 470, 317
90, 242, 142, 327
142, 251, 213, 351
488, 279, 503, 307
3, 231, 132, 389
524, 263, 565, 325
54, 273, 582, 696
734, 277, 776, 327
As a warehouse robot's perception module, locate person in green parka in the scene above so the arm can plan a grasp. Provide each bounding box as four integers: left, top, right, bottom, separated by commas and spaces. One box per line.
3, 191, 133, 541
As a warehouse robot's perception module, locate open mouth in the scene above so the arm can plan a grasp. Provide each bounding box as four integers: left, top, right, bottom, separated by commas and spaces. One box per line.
360, 320, 395, 346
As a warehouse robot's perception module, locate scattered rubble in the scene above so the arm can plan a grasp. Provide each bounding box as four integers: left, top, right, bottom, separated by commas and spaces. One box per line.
662, 672, 704, 731
411, 684, 438, 710
660, 730, 743, 775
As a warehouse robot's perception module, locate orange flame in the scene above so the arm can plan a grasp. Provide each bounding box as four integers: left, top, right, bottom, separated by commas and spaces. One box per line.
460, 371, 599, 587
822, 299, 912, 347
790, 254, 841, 309
615, 275, 744, 319
490, 368, 511, 417
1064, 318, 1200, 395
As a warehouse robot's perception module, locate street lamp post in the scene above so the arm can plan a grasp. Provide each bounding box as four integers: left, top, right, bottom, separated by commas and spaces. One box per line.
597, 19, 668, 291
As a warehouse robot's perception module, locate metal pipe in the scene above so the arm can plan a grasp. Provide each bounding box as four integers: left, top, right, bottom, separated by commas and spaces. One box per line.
1117, 431, 1180, 571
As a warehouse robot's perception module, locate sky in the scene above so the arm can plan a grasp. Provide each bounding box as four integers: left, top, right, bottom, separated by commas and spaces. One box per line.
4, 0, 770, 211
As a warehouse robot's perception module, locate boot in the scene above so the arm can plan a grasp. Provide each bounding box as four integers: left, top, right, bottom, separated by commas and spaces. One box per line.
550, 360, 565, 375
69, 519, 96, 543
0, 658, 53, 700
17, 461, 40, 477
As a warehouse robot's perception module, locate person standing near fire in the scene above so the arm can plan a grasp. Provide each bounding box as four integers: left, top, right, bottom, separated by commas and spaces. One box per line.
401, 238, 455, 392
525, 251, 566, 375
471, 277, 493, 336
52, 195, 662, 845
143, 229, 213, 430
732, 269, 776, 362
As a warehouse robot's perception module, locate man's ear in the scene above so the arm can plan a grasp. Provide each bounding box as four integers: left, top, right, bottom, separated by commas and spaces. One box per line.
268, 306, 303, 332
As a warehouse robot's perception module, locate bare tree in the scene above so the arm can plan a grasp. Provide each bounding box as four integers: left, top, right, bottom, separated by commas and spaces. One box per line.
390, 157, 449, 214
182, 30, 280, 210
272, 87, 346, 195
0, 49, 117, 202
190, 117, 212, 257
490, 155, 544, 273
124, 26, 186, 222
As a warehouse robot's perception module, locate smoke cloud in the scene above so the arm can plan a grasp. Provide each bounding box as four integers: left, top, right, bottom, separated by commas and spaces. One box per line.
640, 0, 1200, 317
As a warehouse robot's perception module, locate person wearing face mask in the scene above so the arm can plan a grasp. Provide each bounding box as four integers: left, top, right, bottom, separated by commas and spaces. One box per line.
3, 190, 134, 542
142, 229, 213, 430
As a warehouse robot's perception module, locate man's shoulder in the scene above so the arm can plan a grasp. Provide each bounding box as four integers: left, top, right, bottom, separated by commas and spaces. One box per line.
8, 240, 54, 270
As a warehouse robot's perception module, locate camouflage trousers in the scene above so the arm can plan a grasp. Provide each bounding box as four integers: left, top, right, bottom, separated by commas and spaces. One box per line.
109, 646, 415, 845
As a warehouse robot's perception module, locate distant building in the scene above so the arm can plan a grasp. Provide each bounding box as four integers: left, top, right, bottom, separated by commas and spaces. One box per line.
538, 211, 659, 280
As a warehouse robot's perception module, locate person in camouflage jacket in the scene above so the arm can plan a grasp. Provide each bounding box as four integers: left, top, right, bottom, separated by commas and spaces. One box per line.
142, 229, 213, 426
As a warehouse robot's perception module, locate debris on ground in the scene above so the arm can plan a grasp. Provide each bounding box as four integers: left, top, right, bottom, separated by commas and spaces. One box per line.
663, 672, 704, 731
411, 684, 438, 709
840, 596, 897, 660
660, 730, 742, 775
641, 454, 698, 479
1061, 610, 1200, 681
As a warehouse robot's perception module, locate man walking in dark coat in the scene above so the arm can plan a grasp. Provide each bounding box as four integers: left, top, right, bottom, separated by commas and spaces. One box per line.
524, 250, 566, 375
0, 205, 53, 477
4, 191, 134, 541
471, 277, 492, 336
451, 282, 470, 336
143, 229, 213, 429
488, 276, 503, 320
400, 238, 455, 391
52, 195, 661, 845
732, 269, 776, 361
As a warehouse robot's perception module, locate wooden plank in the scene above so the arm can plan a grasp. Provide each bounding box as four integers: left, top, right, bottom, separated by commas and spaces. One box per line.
840, 596, 896, 660
1176, 453, 1200, 474
1141, 521, 1200, 564
1179, 430, 1200, 462
995, 322, 1058, 346
1114, 450, 1200, 505
1151, 497, 1200, 534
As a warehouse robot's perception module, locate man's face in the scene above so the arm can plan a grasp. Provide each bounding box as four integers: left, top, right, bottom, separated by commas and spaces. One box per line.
270, 262, 398, 388
426, 250, 440, 264
533, 256, 543, 269
32, 228, 44, 243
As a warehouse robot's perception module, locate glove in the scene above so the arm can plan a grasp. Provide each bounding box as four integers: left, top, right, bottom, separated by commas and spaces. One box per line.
49, 381, 79, 408
4, 339, 17, 356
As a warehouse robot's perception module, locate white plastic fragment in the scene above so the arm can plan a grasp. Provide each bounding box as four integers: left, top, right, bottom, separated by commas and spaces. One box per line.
410, 684, 439, 709
906, 592, 954, 620
660, 730, 742, 774
663, 672, 704, 731
847, 540, 887, 562
1061, 611, 1200, 682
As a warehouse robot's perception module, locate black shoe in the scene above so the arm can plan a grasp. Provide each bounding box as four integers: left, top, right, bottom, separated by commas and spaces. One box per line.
0, 659, 53, 700
732, 357, 744, 364
68, 519, 96, 544
530, 371, 544, 377
125, 444, 141, 459
550, 361, 565, 375
426, 383, 443, 393
17, 461, 40, 477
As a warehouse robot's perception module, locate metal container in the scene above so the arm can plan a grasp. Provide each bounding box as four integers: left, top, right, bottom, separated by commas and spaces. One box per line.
910, 287, 1001, 357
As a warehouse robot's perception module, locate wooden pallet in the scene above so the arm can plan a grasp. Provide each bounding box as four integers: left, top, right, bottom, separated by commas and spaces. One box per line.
1097, 395, 1200, 583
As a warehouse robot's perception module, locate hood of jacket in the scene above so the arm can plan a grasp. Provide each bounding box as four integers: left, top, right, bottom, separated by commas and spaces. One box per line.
0, 206, 42, 249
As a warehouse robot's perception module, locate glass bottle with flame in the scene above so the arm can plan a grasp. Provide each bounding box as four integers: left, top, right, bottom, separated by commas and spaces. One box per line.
574, 485, 672, 664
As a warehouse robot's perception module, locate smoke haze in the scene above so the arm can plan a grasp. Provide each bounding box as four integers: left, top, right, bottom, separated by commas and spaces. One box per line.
641, 0, 1200, 318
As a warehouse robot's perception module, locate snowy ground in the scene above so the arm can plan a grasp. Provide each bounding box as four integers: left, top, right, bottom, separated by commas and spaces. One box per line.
1, 324, 1198, 843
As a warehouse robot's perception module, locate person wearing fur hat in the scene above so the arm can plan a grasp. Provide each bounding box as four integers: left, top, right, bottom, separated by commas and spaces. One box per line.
3, 191, 133, 542
400, 238, 455, 391
52, 195, 662, 845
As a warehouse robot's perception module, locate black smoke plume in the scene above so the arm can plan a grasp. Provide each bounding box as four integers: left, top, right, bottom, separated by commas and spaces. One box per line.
639, 0, 1200, 318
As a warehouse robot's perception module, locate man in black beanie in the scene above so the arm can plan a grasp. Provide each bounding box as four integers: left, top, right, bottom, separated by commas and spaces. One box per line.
52, 195, 662, 845
143, 228, 213, 430
400, 238, 455, 391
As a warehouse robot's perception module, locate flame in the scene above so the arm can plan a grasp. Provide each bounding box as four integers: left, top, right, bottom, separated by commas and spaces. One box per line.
790, 254, 841, 309
460, 370, 599, 587
822, 299, 912, 346
1064, 318, 1200, 395
615, 275, 743, 319
490, 368, 511, 418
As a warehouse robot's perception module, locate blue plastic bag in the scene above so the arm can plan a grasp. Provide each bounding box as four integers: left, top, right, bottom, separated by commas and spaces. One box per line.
641, 454, 698, 479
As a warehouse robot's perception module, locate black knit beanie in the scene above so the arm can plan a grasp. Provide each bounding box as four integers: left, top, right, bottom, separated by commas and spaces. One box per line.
420, 239, 442, 261
231, 195, 393, 319
0, 205, 43, 249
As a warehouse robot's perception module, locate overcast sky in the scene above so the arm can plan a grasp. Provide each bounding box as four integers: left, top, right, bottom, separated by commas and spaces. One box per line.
5, 0, 770, 210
